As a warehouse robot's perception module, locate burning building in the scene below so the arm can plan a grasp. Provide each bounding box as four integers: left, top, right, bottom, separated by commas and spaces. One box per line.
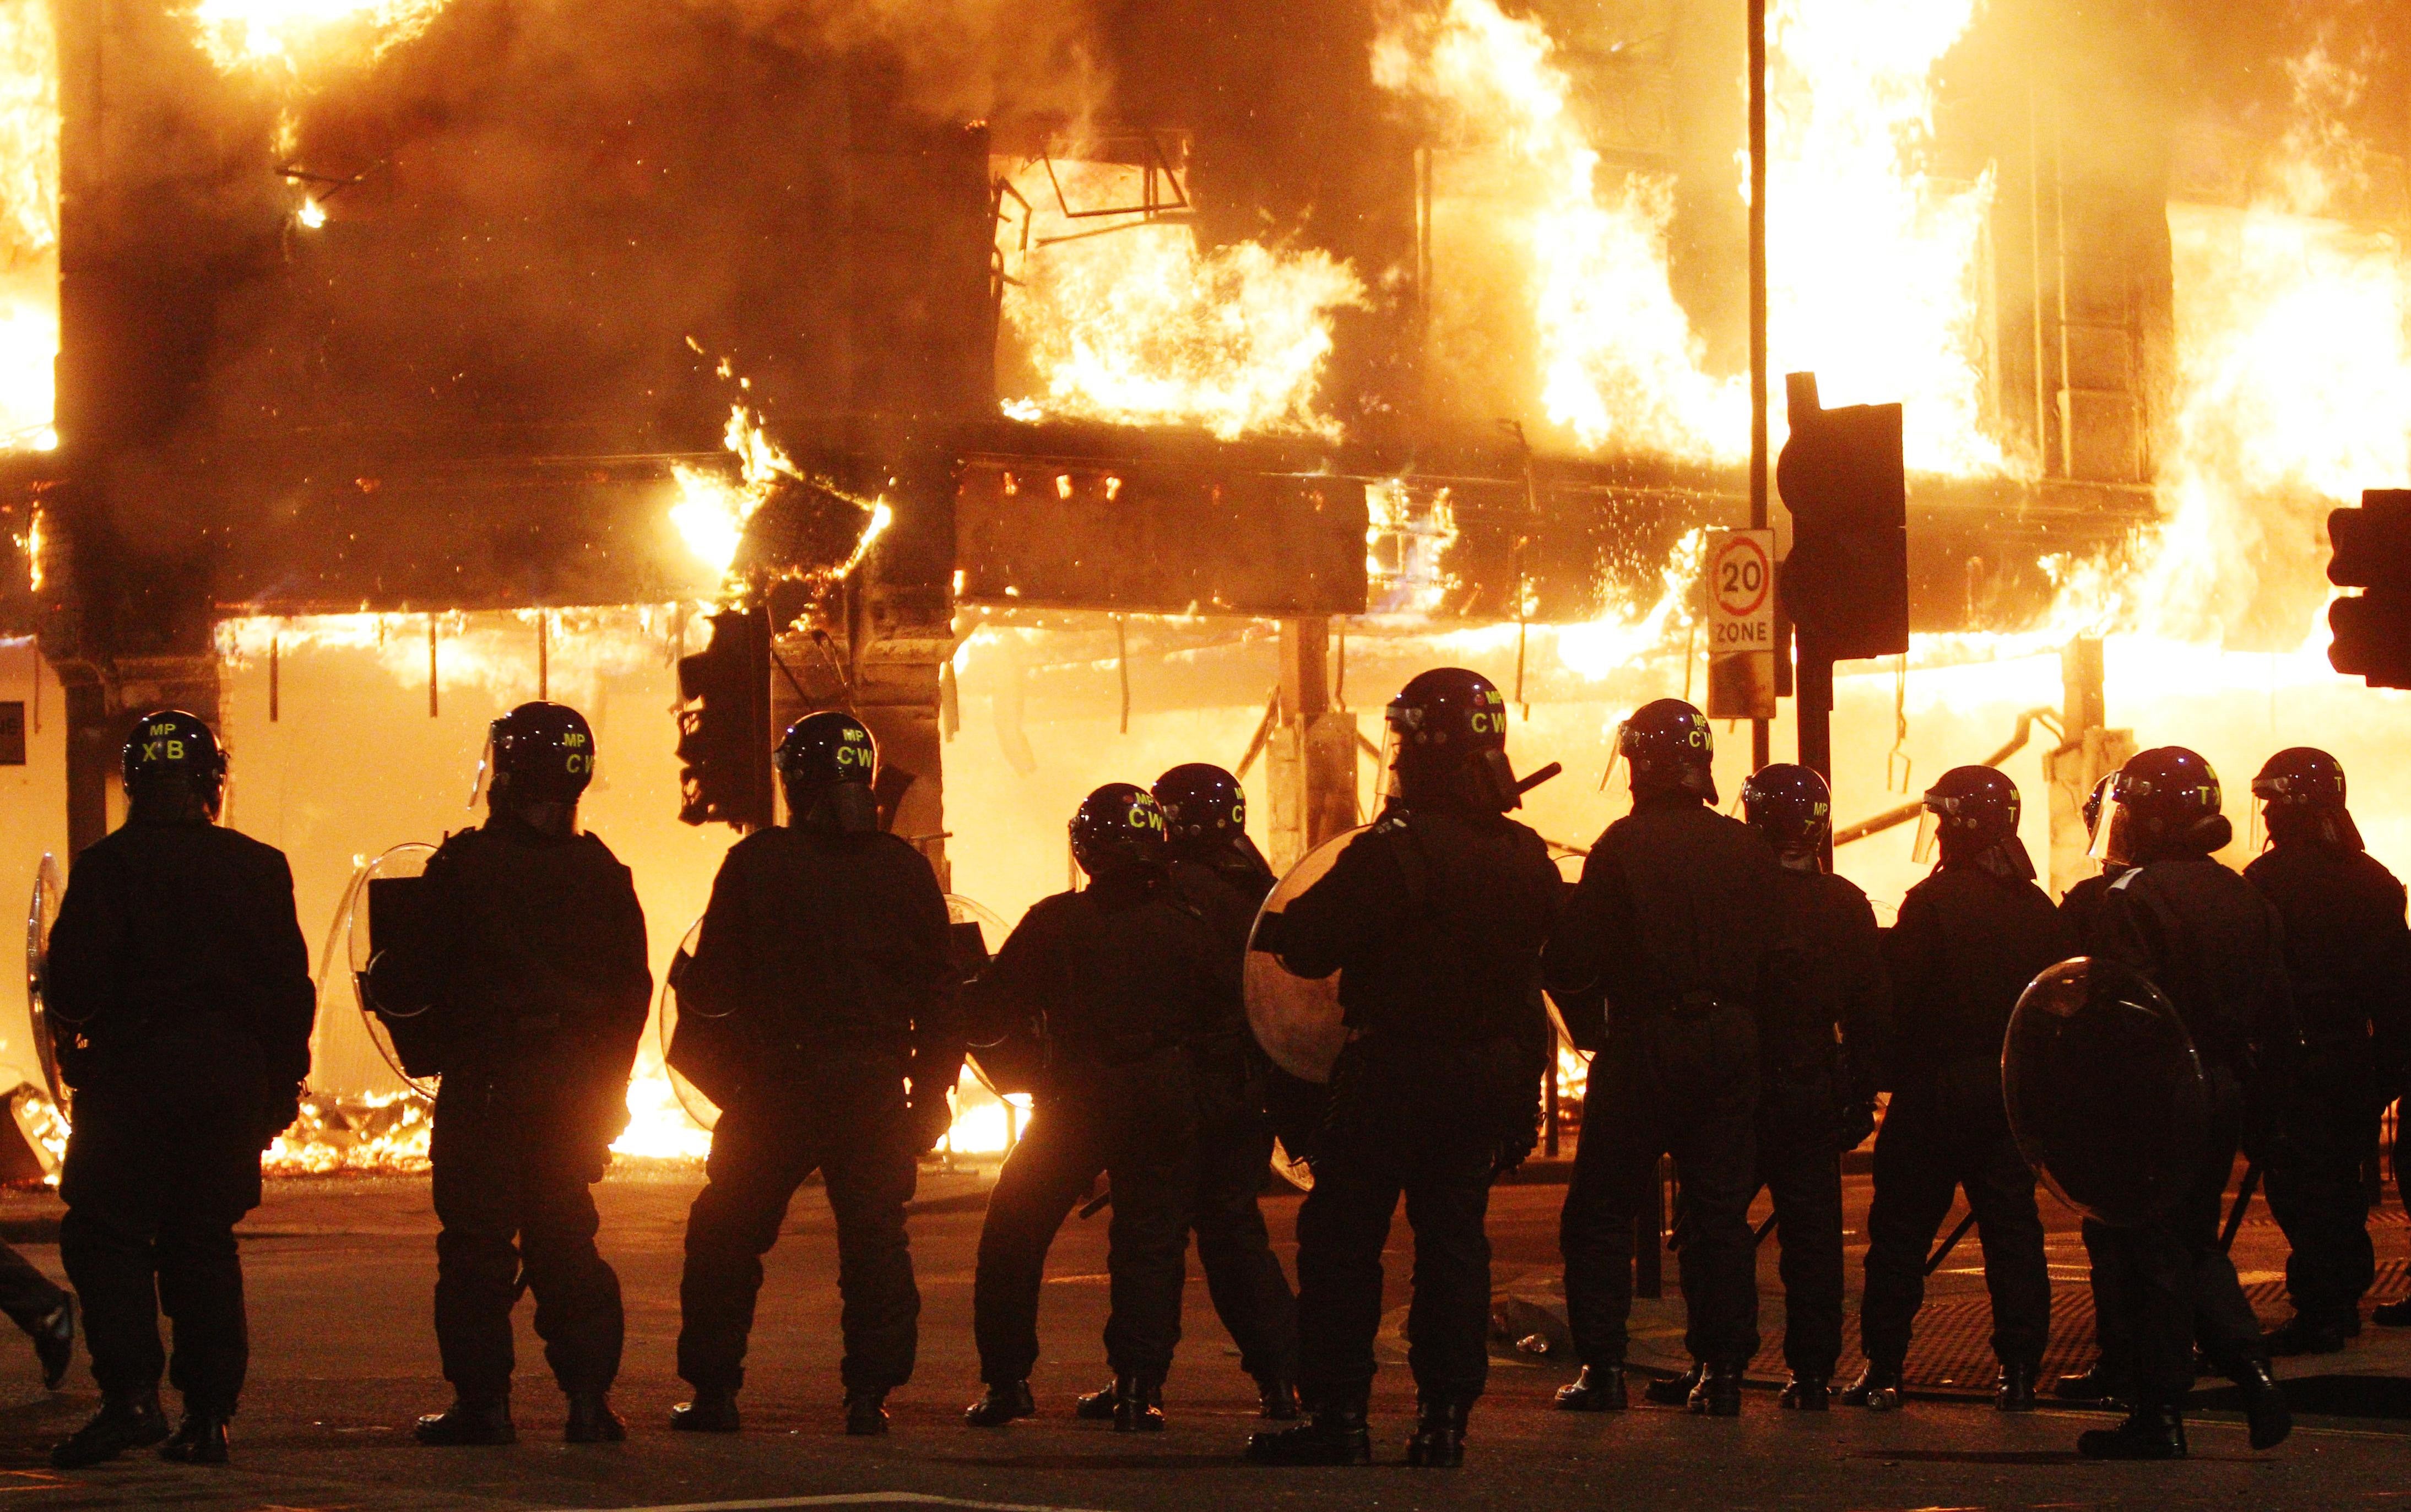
0, 0, 2400, 1163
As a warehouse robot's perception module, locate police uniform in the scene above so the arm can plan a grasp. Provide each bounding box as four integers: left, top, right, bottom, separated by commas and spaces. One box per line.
1754, 858, 1890, 1396
46, 712, 314, 1466
1549, 792, 1780, 1406
963, 804, 1247, 1427
2245, 829, 2411, 1348
671, 819, 958, 1424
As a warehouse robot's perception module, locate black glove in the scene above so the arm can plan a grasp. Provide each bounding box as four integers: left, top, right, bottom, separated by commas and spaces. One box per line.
907, 1096, 953, 1155
1837, 1098, 1878, 1154
1250, 911, 1290, 956
258, 1082, 304, 1152
1491, 1118, 1540, 1180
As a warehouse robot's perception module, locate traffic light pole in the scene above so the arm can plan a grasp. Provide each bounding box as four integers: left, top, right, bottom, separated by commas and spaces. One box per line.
1748, 0, 1771, 773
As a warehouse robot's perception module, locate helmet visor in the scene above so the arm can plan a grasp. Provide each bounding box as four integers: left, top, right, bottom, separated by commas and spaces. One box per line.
2089, 794, 2138, 867
1911, 806, 1941, 864
468, 730, 496, 809
1600, 718, 1630, 794
1378, 719, 1406, 806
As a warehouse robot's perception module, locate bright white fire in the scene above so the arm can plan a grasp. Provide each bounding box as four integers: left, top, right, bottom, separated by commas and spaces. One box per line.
1377, 0, 2005, 476
996, 158, 1366, 440
187, 0, 451, 73
0, 0, 54, 452
670, 403, 801, 579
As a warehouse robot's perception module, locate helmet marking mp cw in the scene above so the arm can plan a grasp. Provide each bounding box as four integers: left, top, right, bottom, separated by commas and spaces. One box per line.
779, 711, 880, 833
1070, 782, 1167, 880
483, 701, 597, 806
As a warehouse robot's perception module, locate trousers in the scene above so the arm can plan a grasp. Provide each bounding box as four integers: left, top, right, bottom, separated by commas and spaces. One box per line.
430, 1081, 624, 1402
972, 1051, 1196, 1385
2261, 1042, 2380, 1329
1188, 1055, 1298, 1385
1753, 1071, 1845, 1378
1561, 1003, 1761, 1370
678, 1066, 920, 1394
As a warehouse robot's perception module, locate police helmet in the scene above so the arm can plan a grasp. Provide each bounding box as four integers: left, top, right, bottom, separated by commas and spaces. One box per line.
1618, 698, 1717, 803
122, 709, 228, 815
1922, 766, 2021, 856
2250, 746, 2361, 851
779, 711, 879, 832
1070, 783, 1167, 880
1385, 668, 1522, 810
485, 702, 597, 805
1154, 763, 1246, 847
1741, 763, 1830, 862
2096, 747, 2227, 866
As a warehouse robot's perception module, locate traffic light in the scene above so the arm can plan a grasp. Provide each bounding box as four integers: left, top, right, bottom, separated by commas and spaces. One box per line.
675, 608, 772, 828
1776, 372, 1909, 662
2327, 490, 2411, 689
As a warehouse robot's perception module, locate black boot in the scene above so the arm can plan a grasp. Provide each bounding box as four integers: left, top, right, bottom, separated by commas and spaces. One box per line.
2077, 1401, 2187, 1460
1112, 1375, 1165, 1433
1688, 1364, 1743, 1417
670, 1386, 740, 1433
2052, 1361, 2132, 1405
2264, 1315, 2348, 1357
1995, 1362, 2039, 1413
30, 1295, 73, 1391
415, 1396, 516, 1447
2375, 1297, 2411, 1327
1074, 1380, 1119, 1422
844, 1389, 890, 1437
1842, 1359, 1903, 1411
964, 1380, 1036, 1428
1644, 1360, 1703, 1406
1405, 1399, 1471, 1468
1256, 1378, 1301, 1421
51, 1391, 170, 1468
1779, 1374, 1829, 1411
159, 1409, 230, 1466
1556, 1365, 1628, 1412
565, 1392, 626, 1444
2231, 1360, 2292, 1450
1247, 1402, 1373, 1466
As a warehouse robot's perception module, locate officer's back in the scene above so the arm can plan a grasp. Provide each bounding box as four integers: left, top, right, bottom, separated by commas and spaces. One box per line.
53, 811, 313, 1100
1889, 864, 2068, 1079
2243, 841, 2407, 1048
682, 822, 953, 1058
1554, 797, 1780, 1022
990, 862, 1242, 1068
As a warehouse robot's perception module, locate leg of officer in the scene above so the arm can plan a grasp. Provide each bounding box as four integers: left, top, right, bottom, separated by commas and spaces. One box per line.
1190, 1108, 1298, 1387
1859, 1087, 1958, 1373
1099, 1055, 1198, 1394
2262, 1063, 2375, 1341
430, 1098, 524, 1408
1559, 1043, 1664, 1374
1293, 1137, 1404, 1414
518, 1141, 624, 1400
60, 1204, 164, 1406
972, 1105, 1102, 1387
0, 1243, 65, 1334
1762, 1076, 1846, 1383
678, 1102, 814, 1397
1963, 1113, 2051, 1377
155, 1217, 246, 1418
1399, 1134, 1494, 1408
819, 1086, 923, 1394
1664, 1007, 1761, 1380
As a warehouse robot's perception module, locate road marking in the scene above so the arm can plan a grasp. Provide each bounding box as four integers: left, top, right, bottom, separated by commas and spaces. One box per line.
568, 1495, 1121, 1512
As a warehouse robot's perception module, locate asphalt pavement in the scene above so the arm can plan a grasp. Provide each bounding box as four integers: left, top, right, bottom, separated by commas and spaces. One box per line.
0, 1160, 2396, 1511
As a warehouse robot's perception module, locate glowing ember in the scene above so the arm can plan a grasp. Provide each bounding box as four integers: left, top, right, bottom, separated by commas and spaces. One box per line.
186, 0, 451, 74
996, 158, 1366, 440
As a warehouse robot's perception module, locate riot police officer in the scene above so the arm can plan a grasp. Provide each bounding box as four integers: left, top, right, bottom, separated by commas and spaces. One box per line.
2076, 747, 2293, 1459
1728, 763, 1890, 1410
669, 713, 962, 1437
1849, 767, 2066, 1414
1547, 700, 1776, 1419
406, 703, 652, 1448
962, 785, 1247, 1433
2055, 770, 2139, 1408
1246, 669, 1557, 1468
45, 711, 314, 1467
2244, 749, 2409, 1355
1068, 765, 1298, 1422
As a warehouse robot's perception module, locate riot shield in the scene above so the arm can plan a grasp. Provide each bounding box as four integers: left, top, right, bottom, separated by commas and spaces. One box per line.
2003, 956, 2210, 1228
24, 853, 67, 1115
342, 843, 441, 1098
657, 915, 719, 1131
1245, 826, 1366, 1085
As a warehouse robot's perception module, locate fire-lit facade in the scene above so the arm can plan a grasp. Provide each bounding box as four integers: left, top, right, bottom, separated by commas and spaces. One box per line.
0, 0, 2396, 1167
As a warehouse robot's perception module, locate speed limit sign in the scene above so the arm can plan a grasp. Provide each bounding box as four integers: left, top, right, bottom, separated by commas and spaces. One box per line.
1705, 529, 1778, 719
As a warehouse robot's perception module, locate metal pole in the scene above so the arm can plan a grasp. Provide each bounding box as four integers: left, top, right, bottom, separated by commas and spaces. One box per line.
1748, 0, 1771, 772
